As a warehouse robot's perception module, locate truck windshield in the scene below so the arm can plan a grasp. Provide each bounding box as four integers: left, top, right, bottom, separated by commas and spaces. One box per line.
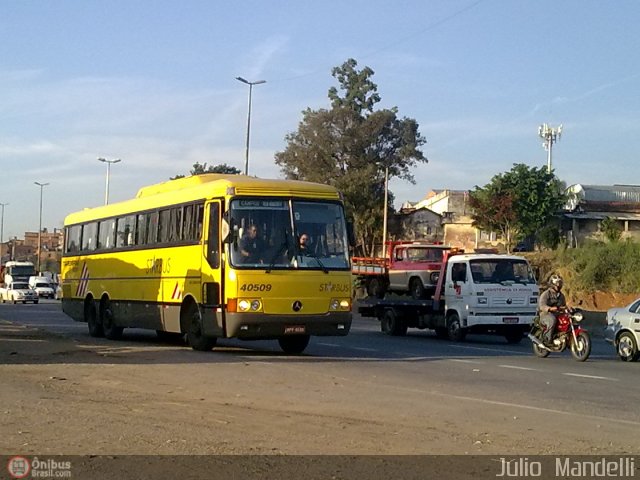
228, 198, 350, 270
469, 259, 535, 284
9, 266, 36, 276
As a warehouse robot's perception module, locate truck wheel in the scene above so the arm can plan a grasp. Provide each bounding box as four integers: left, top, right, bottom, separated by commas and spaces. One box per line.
504, 330, 523, 344
409, 278, 426, 300
447, 313, 466, 342
435, 327, 448, 339
381, 309, 408, 336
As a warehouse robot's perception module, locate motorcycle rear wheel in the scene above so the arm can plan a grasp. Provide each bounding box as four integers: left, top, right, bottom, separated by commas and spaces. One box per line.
570, 331, 591, 362
532, 341, 549, 358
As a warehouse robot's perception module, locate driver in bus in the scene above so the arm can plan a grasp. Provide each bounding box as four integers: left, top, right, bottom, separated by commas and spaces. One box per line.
239, 225, 264, 263
298, 233, 312, 255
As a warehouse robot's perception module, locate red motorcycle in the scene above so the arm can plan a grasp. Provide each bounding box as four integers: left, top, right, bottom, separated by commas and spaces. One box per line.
528, 308, 591, 361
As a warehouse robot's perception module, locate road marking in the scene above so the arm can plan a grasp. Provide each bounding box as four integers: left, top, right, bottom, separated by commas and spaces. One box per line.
449, 358, 484, 364
562, 373, 618, 381
316, 342, 340, 347
352, 347, 377, 352
499, 364, 540, 371
447, 344, 527, 355
1, 338, 46, 342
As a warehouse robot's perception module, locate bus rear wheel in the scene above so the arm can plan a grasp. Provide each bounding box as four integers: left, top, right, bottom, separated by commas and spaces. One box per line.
101, 300, 123, 340
278, 335, 310, 354
185, 302, 217, 352
86, 300, 103, 338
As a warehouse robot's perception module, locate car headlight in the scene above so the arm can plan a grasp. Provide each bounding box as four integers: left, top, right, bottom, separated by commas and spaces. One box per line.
478, 297, 488, 304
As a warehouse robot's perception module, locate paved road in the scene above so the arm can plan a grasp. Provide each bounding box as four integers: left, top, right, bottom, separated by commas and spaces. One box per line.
1, 299, 639, 455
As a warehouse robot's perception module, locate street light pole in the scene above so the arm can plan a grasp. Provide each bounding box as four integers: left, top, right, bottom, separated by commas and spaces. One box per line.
236, 77, 266, 175
538, 123, 563, 174
0, 202, 8, 246
34, 182, 49, 274
98, 158, 121, 205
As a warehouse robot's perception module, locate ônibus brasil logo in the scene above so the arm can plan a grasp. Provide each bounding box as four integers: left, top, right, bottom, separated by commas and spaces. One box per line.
7, 456, 31, 479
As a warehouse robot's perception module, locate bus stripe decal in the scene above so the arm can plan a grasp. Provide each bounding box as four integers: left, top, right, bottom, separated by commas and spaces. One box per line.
171, 282, 181, 300
76, 262, 89, 297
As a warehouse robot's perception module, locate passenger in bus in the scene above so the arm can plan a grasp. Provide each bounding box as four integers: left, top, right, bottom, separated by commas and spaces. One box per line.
239, 225, 264, 263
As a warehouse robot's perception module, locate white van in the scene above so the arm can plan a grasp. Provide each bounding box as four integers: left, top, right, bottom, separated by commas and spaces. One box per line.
28, 276, 55, 299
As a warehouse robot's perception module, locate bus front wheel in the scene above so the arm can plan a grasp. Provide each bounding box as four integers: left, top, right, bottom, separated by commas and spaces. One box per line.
278, 335, 310, 354
185, 302, 217, 352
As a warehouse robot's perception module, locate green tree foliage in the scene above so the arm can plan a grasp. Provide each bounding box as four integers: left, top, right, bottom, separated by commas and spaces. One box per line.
600, 216, 623, 242
171, 162, 241, 179
469, 164, 566, 252
275, 59, 427, 255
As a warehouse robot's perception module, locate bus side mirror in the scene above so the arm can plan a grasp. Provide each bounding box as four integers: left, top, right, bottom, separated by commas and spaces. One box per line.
221, 217, 238, 244
347, 222, 356, 247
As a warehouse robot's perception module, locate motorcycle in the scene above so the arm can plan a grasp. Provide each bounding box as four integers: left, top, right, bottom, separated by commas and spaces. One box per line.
528, 308, 591, 361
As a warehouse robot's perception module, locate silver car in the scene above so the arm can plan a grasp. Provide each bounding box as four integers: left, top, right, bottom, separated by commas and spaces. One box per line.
604, 298, 640, 362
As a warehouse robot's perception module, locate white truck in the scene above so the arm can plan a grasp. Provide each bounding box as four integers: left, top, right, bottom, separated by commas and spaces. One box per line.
358, 249, 539, 343
28, 276, 55, 299
1, 261, 36, 287
0, 281, 39, 304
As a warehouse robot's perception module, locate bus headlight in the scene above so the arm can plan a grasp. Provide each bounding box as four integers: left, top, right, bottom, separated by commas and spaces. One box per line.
238, 299, 263, 312
330, 298, 351, 311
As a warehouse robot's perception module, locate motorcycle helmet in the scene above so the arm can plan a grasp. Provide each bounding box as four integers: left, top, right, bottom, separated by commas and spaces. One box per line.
549, 274, 563, 288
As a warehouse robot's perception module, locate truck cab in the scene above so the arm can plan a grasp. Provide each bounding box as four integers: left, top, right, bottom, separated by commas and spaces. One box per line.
440, 254, 539, 342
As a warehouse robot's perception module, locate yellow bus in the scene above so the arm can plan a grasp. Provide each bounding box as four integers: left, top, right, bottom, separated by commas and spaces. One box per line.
61, 174, 353, 354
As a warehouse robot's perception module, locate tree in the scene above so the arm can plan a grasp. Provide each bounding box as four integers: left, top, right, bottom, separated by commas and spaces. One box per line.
469, 164, 566, 252
600, 216, 623, 242
275, 59, 427, 255
171, 162, 240, 179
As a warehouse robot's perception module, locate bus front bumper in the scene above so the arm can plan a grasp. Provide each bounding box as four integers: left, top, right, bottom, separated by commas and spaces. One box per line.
221, 312, 352, 340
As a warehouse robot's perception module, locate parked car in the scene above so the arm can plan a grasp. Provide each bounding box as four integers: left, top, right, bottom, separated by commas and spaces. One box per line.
604, 298, 640, 361
0, 282, 39, 304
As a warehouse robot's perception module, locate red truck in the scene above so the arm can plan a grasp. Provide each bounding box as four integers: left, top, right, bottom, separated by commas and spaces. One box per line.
352, 241, 450, 299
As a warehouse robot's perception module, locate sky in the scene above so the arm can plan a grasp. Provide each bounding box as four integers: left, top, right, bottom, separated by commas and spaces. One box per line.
2, 0, 640, 241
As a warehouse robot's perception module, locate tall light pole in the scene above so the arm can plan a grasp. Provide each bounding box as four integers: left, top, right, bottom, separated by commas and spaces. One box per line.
97, 157, 121, 205
34, 182, 49, 274
0, 202, 8, 246
382, 166, 389, 256
538, 123, 563, 173
236, 77, 266, 175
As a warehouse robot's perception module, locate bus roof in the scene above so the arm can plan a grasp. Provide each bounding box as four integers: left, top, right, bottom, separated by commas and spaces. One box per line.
64, 174, 342, 226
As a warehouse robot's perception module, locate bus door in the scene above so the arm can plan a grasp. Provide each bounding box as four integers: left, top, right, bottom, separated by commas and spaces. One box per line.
201, 200, 225, 337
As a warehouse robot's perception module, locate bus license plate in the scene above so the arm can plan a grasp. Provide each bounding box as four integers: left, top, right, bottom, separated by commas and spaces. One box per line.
502, 317, 519, 324
284, 325, 306, 334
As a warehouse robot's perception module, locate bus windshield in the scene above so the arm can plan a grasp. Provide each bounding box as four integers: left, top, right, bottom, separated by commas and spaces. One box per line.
228, 198, 350, 270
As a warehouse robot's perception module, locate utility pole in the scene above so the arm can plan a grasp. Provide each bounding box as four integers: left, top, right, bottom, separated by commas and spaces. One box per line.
236, 77, 266, 175
0, 202, 7, 246
34, 182, 49, 273
382, 166, 389, 256
538, 123, 563, 173
98, 158, 121, 205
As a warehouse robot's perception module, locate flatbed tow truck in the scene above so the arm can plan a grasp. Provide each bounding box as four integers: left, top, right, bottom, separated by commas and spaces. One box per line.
357, 249, 539, 343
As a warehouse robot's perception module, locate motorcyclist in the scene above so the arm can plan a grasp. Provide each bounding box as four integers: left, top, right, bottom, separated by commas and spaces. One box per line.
538, 274, 567, 345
